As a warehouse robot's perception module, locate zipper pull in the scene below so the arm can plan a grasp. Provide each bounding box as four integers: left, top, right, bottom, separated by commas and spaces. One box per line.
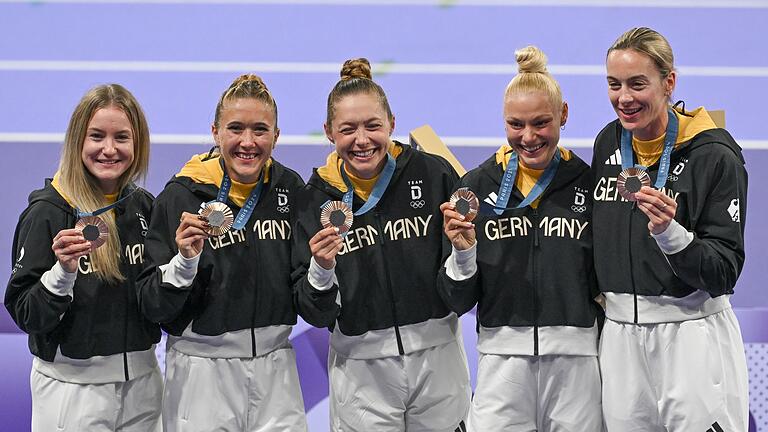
532, 208, 539, 247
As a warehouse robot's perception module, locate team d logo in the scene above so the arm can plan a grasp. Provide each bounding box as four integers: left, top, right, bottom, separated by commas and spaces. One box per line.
571, 187, 587, 213
277, 191, 289, 214
408, 180, 425, 209
728, 198, 740, 222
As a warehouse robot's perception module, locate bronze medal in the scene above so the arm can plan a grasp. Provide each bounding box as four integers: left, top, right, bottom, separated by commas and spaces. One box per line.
75, 216, 109, 249
320, 201, 354, 235
200, 201, 234, 236
450, 188, 479, 222
617, 167, 651, 202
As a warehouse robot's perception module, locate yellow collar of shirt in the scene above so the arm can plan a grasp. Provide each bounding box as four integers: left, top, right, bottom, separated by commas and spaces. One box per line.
176, 153, 272, 208
51, 172, 118, 208
317, 142, 403, 201
494, 145, 571, 208
632, 106, 717, 167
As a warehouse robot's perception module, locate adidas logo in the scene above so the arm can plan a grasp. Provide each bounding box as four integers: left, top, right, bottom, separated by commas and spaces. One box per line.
605, 148, 622, 165
484, 192, 498, 206
705, 421, 724, 432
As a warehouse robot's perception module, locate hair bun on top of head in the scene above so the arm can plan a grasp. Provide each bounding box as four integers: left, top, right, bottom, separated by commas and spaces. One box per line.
340, 58, 373, 81
515, 46, 548, 74
232, 73, 268, 90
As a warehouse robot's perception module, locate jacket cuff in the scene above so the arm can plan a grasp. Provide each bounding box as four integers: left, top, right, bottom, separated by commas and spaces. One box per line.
308, 257, 337, 291
41, 262, 77, 298
444, 243, 477, 281
159, 252, 200, 288
651, 219, 694, 255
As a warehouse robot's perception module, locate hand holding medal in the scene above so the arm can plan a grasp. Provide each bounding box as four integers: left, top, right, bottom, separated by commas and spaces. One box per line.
441, 188, 478, 251
176, 212, 210, 259
633, 187, 677, 235
52, 228, 93, 273
310, 202, 349, 270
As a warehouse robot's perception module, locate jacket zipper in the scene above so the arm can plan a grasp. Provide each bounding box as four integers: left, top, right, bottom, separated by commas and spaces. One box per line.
629, 203, 639, 324
373, 212, 405, 355
531, 208, 540, 356
249, 215, 258, 358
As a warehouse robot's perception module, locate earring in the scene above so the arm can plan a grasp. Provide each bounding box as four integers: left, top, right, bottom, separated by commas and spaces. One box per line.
560, 125, 565, 130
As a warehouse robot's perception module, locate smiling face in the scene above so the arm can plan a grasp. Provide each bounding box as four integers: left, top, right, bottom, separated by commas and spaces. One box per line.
212, 98, 279, 184
325, 92, 395, 179
80, 106, 135, 194
606, 48, 676, 141
503, 90, 567, 170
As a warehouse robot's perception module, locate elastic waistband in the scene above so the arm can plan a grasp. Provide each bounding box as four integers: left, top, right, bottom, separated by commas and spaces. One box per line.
477, 323, 598, 356
331, 313, 459, 359
33, 347, 158, 384
167, 324, 292, 358
605, 291, 731, 324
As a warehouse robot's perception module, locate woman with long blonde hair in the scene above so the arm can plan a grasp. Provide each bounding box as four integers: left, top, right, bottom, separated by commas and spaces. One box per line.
5, 84, 161, 431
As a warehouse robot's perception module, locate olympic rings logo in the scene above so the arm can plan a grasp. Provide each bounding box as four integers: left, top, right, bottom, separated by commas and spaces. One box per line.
571, 205, 587, 213
410, 200, 426, 209
667, 175, 679, 182
277, 206, 290, 213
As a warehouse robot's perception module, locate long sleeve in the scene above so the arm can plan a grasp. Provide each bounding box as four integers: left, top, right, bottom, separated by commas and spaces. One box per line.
290, 201, 340, 329
136, 186, 200, 324
666, 148, 747, 296
5, 203, 73, 334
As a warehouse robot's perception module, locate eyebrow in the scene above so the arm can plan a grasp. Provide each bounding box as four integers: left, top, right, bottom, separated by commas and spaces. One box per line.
87, 127, 132, 134
606, 74, 650, 81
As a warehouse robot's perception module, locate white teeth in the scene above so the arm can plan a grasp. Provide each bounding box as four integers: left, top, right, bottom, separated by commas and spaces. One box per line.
98, 160, 119, 164
236, 153, 257, 160
622, 107, 641, 115
521, 143, 545, 153
352, 149, 374, 157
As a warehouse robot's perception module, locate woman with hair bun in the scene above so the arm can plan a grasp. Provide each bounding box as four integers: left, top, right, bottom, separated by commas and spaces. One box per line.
438, 46, 603, 431
138, 74, 308, 431
5, 84, 162, 431
594, 27, 749, 431
292, 58, 471, 432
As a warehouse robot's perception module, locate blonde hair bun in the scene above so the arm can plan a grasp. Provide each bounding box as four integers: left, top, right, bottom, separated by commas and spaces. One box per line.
232, 74, 268, 91
515, 46, 548, 75
340, 58, 372, 81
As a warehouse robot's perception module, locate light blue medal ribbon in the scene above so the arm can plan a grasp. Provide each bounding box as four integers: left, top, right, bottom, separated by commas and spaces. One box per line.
620, 108, 678, 189
340, 152, 396, 216
213, 161, 266, 230
75, 187, 137, 218
485, 149, 561, 215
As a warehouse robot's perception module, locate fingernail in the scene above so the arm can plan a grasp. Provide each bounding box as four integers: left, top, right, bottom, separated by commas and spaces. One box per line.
198, 215, 208, 221
334, 227, 340, 234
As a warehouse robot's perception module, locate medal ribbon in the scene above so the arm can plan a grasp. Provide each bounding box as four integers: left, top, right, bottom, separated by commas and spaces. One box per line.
75, 187, 137, 218
215, 160, 266, 230
340, 152, 396, 216
620, 108, 678, 189
486, 149, 561, 215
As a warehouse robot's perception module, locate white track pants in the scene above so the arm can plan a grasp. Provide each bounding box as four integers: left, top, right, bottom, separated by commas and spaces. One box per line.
468, 354, 602, 432
31, 367, 162, 432
600, 308, 749, 432
162, 347, 308, 432
328, 340, 471, 432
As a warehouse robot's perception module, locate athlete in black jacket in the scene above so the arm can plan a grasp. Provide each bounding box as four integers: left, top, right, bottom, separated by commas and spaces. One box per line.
439, 46, 602, 432
137, 75, 308, 431
292, 58, 470, 432
5, 84, 161, 431
596, 28, 749, 432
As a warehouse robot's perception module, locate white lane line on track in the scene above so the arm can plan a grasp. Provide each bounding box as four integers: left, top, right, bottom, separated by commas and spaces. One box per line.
3, 133, 768, 149
0, 0, 766, 7
1, 61, 768, 78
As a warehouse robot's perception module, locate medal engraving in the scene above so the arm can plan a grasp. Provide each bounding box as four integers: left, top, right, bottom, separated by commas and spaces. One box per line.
320, 201, 353, 235
75, 216, 109, 249
200, 202, 234, 236
450, 188, 479, 222
617, 167, 651, 202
